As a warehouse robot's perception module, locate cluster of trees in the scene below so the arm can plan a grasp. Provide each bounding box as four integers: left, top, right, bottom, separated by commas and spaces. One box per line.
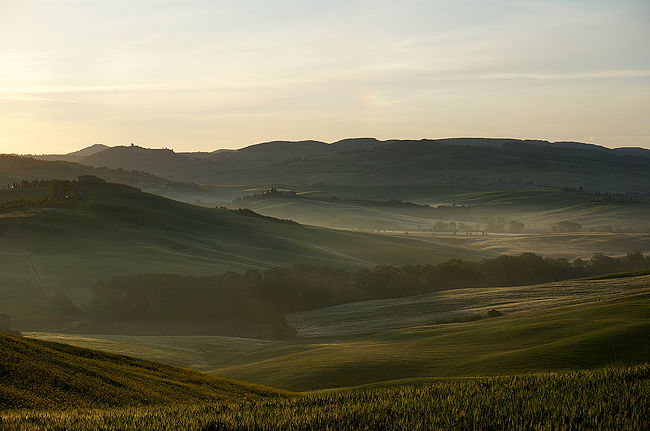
49, 180, 82, 201
588, 191, 639, 202
234, 188, 473, 216
431, 221, 476, 233
551, 221, 583, 233
484, 217, 527, 233
8, 179, 52, 189
1, 179, 81, 210
233, 187, 296, 202
224, 208, 299, 225
92, 251, 649, 339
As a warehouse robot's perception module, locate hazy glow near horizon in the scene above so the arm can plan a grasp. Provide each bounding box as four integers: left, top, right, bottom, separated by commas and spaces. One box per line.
1, 0, 649, 154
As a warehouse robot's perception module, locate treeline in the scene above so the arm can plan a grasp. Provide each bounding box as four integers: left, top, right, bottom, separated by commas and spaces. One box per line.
225, 208, 299, 225
92, 251, 650, 339
1, 179, 81, 210
233, 187, 296, 202
588, 191, 639, 202
233, 188, 470, 214
7, 179, 52, 189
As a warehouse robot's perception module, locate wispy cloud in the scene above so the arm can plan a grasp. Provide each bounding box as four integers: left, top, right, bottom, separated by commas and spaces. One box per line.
454, 69, 650, 81
0, 94, 81, 103
0, 84, 168, 95
1, 0, 649, 152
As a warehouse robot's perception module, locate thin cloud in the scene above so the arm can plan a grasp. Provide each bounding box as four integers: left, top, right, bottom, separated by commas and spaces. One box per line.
0, 84, 167, 95
453, 69, 650, 81
0, 95, 81, 103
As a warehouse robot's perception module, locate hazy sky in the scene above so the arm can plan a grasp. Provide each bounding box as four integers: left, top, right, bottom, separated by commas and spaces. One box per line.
1, 0, 649, 154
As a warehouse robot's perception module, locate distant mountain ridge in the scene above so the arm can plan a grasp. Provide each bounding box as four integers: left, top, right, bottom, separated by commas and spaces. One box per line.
38, 138, 650, 164
30, 138, 650, 193
34, 143, 110, 162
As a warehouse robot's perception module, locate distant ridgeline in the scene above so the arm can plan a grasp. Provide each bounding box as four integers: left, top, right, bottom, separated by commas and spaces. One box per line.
39, 138, 650, 194
587, 191, 642, 203
232, 186, 649, 234
0, 176, 103, 210
233, 187, 470, 211
222, 207, 299, 226
90, 251, 650, 339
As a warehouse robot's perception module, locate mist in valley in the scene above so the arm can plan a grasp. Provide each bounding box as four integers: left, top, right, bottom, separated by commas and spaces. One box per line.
1, 1, 649, 428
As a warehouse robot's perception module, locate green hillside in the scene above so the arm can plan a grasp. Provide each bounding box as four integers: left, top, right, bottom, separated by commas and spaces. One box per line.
27, 140, 650, 234
0, 154, 211, 202
0, 333, 287, 410
218, 292, 650, 390
2, 365, 647, 430
229, 188, 650, 234
28, 276, 650, 391
0, 181, 487, 329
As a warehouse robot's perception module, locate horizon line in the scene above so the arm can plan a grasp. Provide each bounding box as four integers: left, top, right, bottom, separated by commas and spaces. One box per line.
15, 136, 650, 156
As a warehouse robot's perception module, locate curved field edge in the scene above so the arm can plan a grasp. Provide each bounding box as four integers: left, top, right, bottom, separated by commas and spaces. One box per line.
1, 364, 648, 431
0, 334, 290, 410
25, 288, 650, 392
216, 293, 650, 390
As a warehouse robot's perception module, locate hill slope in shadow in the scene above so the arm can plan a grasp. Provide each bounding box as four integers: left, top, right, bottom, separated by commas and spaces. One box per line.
0, 181, 487, 326
60, 138, 650, 193
0, 333, 286, 409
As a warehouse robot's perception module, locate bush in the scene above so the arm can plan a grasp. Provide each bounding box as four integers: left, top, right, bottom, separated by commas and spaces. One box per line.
487, 309, 503, 318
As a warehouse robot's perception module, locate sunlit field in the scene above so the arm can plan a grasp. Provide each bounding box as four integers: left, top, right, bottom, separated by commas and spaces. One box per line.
2, 365, 647, 431
27, 279, 650, 391
3, 0, 650, 428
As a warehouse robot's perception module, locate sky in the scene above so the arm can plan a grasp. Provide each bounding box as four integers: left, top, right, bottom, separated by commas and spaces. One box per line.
1, 0, 649, 154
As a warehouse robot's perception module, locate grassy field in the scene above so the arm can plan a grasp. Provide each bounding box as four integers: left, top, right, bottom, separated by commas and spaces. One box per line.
286, 275, 650, 337
404, 231, 650, 260
3, 179, 646, 331
0, 186, 51, 204
0, 181, 488, 328
231, 190, 650, 238
0, 334, 287, 410
585, 268, 650, 280
1, 364, 647, 430
217, 293, 650, 391
228, 189, 650, 260
28, 276, 650, 391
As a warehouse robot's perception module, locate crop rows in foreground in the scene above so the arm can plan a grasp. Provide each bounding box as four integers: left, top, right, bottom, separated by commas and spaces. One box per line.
2, 364, 648, 431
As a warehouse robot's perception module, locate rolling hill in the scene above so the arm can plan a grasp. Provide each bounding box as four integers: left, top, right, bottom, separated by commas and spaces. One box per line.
34, 143, 110, 162
0, 333, 286, 410
195, 291, 650, 390
0, 154, 210, 202
42, 138, 650, 194
28, 275, 650, 391
228, 188, 650, 234
0, 180, 488, 329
